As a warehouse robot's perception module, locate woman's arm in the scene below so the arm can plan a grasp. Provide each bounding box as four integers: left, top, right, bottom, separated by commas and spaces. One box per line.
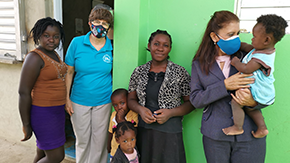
190, 61, 255, 109
18, 52, 43, 141
65, 66, 75, 116
128, 91, 156, 124
154, 96, 194, 124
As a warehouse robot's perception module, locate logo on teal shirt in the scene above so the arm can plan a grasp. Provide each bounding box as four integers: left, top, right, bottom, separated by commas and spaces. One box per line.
103, 54, 111, 63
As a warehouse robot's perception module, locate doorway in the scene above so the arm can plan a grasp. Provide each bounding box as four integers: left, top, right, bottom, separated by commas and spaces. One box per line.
62, 0, 114, 160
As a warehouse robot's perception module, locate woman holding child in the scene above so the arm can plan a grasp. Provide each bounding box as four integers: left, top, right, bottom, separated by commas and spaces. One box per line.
128, 29, 194, 163
189, 10, 266, 163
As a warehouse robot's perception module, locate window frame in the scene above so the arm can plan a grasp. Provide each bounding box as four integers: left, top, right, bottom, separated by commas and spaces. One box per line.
235, 0, 290, 34
0, 0, 26, 64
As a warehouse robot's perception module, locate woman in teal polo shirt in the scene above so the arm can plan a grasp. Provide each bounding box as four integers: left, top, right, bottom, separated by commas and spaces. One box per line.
65, 6, 113, 163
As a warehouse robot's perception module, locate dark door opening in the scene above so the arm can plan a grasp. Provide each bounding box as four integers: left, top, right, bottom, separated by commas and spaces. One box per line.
62, 0, 114, 160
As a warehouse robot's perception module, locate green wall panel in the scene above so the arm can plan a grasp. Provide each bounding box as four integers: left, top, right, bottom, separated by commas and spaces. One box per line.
114, 0, 290, 162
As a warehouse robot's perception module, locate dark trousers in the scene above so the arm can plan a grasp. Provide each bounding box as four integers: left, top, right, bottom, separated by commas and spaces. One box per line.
203, 135, 266, 163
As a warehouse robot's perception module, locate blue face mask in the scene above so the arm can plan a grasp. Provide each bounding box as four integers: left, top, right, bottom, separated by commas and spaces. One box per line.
216, 34, 241, 55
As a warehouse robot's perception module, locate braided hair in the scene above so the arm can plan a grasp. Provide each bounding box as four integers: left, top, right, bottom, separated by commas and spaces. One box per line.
113, 121, 137, 139
29, 17, 65, 48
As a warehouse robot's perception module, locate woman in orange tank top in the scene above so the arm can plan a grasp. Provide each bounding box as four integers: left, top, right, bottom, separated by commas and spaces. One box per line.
18, 17, 67, 163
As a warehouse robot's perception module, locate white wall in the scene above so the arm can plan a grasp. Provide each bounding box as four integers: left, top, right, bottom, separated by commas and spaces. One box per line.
0, 0, 54, 148
0, 63, 36, 147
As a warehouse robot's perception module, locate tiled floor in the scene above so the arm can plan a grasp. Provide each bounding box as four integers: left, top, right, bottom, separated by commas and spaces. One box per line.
64, 113, 76, 160
64, 135, 76, 160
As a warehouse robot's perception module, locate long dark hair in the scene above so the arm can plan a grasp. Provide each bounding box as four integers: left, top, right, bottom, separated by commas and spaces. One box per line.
193, 11, 239, 74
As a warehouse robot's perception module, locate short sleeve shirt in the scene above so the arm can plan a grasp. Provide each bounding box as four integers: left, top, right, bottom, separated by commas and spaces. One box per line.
242, 49, 275, 105
65, 32, 113, 106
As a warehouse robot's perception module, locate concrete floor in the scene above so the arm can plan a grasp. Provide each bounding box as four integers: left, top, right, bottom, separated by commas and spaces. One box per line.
0, 138, 75, 163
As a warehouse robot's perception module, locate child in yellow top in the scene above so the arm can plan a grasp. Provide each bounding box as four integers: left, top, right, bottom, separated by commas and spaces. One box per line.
108, 88, 138, 160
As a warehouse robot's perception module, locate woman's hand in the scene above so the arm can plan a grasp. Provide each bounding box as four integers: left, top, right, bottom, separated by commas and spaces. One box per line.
224, 72, 254, 91
152, 97, 193, 124
21, 125, 33, 141
231, 88, 257, 107
154, 109, 172, 124
65, 99, 74, 116
139, 107, 156, 124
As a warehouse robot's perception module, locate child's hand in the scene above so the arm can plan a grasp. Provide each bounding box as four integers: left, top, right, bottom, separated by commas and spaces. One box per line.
231, 56, 240, 66
116, 109, 127, 123
107, 144, 111, 153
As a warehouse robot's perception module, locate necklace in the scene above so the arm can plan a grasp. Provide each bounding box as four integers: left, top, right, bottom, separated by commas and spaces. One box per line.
35, 49, 68, 81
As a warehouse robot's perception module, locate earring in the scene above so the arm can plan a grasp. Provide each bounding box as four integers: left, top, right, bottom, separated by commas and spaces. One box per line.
214, 42, 216, 45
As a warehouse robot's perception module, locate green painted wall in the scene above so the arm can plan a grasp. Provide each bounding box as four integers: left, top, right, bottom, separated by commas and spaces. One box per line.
240, 33, 290, 162
113, 0, 290, 162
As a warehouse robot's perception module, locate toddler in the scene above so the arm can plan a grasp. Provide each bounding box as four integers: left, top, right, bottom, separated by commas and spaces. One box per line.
111, 121, 139, 163
223, 14, 288, 138
108, 89, 138, 160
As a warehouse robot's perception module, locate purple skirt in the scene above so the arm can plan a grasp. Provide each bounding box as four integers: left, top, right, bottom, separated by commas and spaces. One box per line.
30, 105, 66, 150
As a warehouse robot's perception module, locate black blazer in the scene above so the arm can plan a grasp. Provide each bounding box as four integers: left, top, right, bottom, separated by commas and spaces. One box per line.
190, 59, 257, 142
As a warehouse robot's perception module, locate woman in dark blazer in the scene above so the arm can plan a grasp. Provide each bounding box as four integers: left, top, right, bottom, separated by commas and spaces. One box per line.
190, 11, 266, 163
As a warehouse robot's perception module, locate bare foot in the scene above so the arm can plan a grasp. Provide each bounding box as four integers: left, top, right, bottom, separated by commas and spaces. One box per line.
222, 126, 244, 135
252, 128, 269, 138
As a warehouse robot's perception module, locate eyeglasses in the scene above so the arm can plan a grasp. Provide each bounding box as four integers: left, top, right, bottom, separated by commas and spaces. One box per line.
91, 20, 110, 28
